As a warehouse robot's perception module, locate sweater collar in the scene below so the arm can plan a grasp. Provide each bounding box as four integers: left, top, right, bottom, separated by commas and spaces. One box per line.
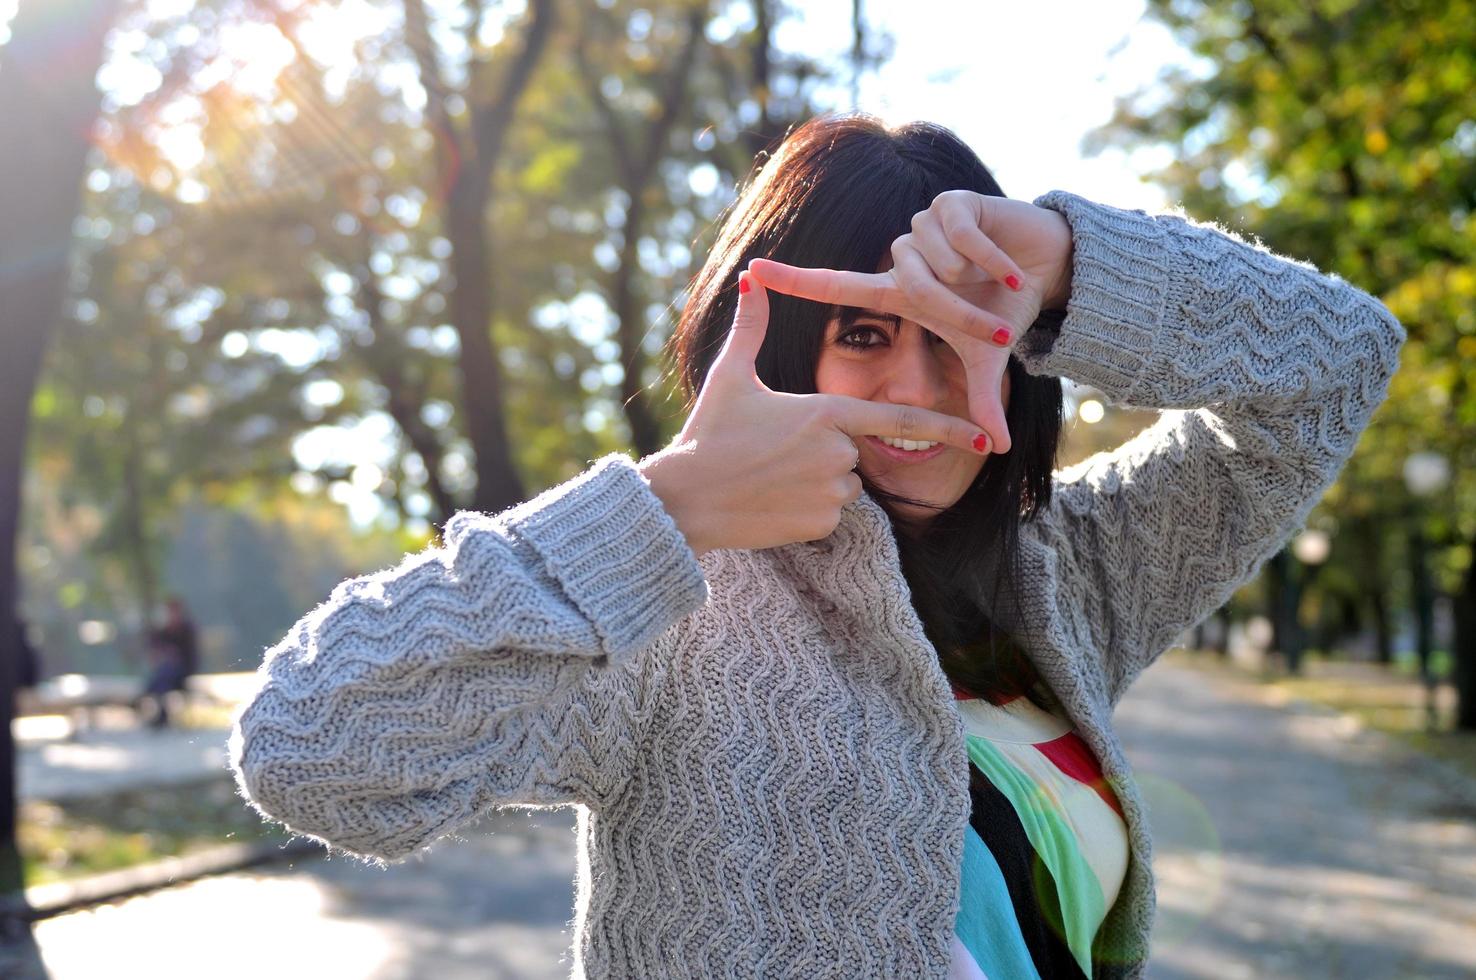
768, 491, 918, 634
768, 492, 1089, 714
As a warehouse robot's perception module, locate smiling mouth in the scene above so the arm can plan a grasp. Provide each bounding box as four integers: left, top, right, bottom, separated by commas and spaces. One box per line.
864, 435, 947, 463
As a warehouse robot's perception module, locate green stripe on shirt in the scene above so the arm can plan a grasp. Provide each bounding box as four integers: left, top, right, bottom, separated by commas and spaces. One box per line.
966, 734, 1107, 977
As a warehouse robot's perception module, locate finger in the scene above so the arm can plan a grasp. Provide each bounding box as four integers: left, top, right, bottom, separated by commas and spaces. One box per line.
908, 219, 987, 286
828, 435, 861, 473
748, 257, 902, 314
890, 244, 1016, 345
707, 270, 770, 386
939, 210, 1027, 293
825, 395, 988, 456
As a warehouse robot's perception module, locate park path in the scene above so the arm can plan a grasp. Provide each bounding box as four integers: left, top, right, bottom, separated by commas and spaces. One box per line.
24, 656, 1476, 979
1120, 656, 1476, 979
16, 708, 233, 800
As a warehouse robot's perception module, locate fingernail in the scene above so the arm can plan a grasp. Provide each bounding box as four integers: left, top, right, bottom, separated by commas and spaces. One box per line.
1005, 274, 1021, 291
991, 327, 1011, 346
738, 274, 751, 295
972, 433, 988, 453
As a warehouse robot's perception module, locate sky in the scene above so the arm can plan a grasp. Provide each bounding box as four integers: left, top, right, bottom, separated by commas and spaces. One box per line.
811, 0, 1185, 210
45, 0, 1190, 213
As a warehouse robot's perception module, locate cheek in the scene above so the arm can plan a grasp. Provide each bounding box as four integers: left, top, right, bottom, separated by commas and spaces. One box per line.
814, 349, 865, 398
813, 350, 837, 393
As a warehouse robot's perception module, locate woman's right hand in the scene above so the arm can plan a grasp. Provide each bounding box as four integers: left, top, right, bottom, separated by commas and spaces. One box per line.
637, 271, 989, 557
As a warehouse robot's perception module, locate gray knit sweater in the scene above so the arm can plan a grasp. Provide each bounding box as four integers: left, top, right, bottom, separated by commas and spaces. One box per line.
227, 192, 1404, 979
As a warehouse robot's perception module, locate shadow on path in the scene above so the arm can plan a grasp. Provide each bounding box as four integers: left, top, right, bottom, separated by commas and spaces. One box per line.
1119, 657, 1476, 979
26, 657, 1476, 978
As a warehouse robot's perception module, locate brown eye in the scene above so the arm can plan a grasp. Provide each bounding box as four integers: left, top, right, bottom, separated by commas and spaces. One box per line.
836, 326, 887, 350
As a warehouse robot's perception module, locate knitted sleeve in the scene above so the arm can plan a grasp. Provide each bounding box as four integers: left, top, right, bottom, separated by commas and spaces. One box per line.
227, 452, 709, 863
1015, 191, 1404, 706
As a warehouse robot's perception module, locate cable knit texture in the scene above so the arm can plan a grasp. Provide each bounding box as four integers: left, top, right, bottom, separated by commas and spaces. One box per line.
227, 192, 1404, 979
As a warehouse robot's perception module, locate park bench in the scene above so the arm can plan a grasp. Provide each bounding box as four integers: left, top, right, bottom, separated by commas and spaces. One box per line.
13, 672, 255, 739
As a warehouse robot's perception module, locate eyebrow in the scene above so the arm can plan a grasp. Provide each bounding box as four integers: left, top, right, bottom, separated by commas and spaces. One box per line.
835, 308, 901, 331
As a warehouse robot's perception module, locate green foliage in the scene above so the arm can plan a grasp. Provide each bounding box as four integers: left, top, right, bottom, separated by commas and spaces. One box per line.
24, 0, 862, 668
1091, 0, 1475, 625
19, 778, 291, 886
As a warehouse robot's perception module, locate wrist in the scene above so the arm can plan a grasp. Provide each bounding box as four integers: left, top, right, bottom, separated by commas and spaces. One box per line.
637, 446, 712, 559
1042, 210, 1075, 311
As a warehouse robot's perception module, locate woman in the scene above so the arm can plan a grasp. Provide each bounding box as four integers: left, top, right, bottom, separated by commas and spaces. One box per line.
228, 115, 1404, 978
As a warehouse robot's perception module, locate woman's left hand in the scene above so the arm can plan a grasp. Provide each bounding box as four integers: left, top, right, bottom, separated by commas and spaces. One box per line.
749, 191, 1073, 454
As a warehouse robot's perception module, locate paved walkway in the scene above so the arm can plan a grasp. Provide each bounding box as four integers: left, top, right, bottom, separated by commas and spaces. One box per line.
17, 708, 232, 801
32, 807, 579, 980
1120, 657, 1476, 979
19, 658, 1476, 978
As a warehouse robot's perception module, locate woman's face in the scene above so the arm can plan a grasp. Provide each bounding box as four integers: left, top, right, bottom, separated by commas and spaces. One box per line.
814, 306, 1010, 526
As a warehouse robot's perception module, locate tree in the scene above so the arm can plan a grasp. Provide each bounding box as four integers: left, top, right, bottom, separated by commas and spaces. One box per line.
76, 0, 859, 522
576, 1, 709, 456
402, 0, 556, 511
23, 0, 863, 691
1090, 0, 1476, 724
0, 0, 125, 944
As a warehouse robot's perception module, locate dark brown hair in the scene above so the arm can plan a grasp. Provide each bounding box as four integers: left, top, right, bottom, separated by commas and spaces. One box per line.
667, 113, 1064, 705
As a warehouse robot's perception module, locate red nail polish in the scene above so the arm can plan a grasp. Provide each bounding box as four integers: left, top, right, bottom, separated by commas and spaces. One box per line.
972, 433, 988, 453
1005, 274, 1021, 291
738, 275, 751, 294
991, 327, 1011, 346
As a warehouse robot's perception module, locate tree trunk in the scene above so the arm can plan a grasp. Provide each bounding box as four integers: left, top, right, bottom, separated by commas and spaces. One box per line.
614, 191, 662, 457
578, 6, 705, 459
1410, 526, 1435, 691
748, 0, 774, 157
1368, 583, 1393, 664
1265, 548, 1304, 673
1454, 530, 1476, 732
120, 413, 158, 643
1211, 606, 1231, 657
405, 0, 555, 516
0, 0, 123, 942
448, 177, 524, 513
1350, 512, 1394, 663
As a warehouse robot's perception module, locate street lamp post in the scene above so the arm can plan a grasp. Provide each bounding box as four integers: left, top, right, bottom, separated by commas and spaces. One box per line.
1289, 528, 1331, 670
1403, 451, 1452, 731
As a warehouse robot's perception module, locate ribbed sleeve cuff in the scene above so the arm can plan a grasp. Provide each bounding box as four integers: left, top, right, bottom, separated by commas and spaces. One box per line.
1024, 190, 1175, 405
446, 453, 709, 661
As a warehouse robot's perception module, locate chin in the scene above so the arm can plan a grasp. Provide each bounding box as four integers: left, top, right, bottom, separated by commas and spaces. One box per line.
863, 476, 958, 526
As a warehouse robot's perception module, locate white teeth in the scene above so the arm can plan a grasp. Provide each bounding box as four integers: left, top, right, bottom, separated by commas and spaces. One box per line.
879, 436, 937, 451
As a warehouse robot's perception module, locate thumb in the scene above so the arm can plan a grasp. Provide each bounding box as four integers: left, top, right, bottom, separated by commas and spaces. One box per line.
708, 270, 770, 387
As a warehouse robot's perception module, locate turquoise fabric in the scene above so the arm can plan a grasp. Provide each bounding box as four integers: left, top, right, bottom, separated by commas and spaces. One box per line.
956, 823, 1044, 980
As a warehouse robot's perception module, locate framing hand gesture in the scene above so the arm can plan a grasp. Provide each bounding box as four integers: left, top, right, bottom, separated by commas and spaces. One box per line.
639, 271, 989, 556
749, 191, 1074, 455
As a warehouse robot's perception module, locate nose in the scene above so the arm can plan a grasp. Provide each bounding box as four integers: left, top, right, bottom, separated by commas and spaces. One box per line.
878, 324, 951, 411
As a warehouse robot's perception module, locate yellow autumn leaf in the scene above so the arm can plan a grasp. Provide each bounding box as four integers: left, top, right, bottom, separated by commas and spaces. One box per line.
1448, 267, 1476, 297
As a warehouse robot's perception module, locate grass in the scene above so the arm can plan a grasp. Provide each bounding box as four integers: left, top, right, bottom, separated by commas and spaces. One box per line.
1164, 647, 1476, 786
18, 775, 291, 888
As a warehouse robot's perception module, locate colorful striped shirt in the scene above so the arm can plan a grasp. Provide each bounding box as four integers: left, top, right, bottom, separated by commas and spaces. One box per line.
949, 687, 1129, 979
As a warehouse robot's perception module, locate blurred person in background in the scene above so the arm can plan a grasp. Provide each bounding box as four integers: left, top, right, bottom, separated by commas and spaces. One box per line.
137, 595, 198, 730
